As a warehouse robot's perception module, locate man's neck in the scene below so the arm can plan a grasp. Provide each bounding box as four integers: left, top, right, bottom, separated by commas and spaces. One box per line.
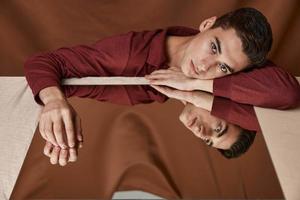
166, 35, 193, 69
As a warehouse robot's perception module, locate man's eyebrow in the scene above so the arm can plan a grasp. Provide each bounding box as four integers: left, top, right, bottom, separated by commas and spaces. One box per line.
214, 36, 235, 73
215, 36, 222, 54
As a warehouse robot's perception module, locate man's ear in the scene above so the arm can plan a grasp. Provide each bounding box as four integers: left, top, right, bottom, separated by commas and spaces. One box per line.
199, 16, 217, 32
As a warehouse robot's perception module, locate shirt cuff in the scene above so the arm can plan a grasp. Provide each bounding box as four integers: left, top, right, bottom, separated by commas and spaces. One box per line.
31, 79, 61, 106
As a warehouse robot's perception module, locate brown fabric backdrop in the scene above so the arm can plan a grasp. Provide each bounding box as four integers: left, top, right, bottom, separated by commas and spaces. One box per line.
2, 0, 299, 198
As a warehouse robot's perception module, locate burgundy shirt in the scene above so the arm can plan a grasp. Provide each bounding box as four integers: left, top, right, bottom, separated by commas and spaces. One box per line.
24, 26, 300, 131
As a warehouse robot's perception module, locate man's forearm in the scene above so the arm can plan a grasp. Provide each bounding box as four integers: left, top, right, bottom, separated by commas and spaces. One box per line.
192, 79, 213, 93
191, 91, 214, 111
39, 86, 66, 105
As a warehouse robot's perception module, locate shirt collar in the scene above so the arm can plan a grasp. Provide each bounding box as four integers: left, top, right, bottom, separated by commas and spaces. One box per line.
147, 26, 199, 67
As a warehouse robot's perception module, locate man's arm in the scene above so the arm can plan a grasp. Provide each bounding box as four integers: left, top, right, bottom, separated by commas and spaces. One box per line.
151, 85, 260, 131
24, 29, 169, 106
24, 33, 131, 105
147, 61, 300, 109
213, 61, 300, 109
24, 30, 169, 158
37, 86, 84, 166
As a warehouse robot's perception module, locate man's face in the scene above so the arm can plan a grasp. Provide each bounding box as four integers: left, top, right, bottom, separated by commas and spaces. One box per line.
179, 103, 241, 150
180, 18, 249, 79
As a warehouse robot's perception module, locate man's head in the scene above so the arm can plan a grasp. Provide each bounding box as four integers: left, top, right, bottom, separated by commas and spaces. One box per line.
179, 103, 256, 158
180, 7, 273, 79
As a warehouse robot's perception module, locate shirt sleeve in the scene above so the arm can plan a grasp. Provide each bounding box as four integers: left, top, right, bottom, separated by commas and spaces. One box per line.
213, 61, 300, 109
211, 96, 261, 132
24, 30, 168, 105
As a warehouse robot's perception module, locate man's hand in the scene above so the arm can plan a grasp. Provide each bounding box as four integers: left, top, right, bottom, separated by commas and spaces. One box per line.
39, 98, 83, 149
150, 85, 192, 100
151, 85, 213, 111
145, 67, 213, 93
145, 67, 198, 91
38, 86, 83, 149
43, 141, 83, 166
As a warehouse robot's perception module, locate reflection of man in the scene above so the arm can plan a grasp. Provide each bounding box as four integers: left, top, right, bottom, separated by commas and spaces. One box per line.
179, 103, 255, 159
24, 8, 300, 166
151, 86, 256, 158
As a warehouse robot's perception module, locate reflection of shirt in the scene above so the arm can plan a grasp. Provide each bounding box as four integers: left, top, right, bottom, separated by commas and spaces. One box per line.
24, 26, 300, 131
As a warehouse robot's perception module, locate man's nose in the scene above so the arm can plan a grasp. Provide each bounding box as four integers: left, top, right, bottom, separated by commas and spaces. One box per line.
196, 124, 212, 138
179, 114, 185, 123
199, 57, 216, 71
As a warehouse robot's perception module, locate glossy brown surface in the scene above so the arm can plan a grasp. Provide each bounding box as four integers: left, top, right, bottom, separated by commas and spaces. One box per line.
2, 0, 298, 198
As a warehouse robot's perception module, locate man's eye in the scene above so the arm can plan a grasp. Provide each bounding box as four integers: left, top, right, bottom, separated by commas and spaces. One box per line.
211, 42, 217, 54
219, 64, 228, 73
215, 126, 222, 133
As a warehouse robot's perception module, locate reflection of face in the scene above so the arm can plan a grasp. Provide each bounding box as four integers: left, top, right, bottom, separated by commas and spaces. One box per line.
180, 20, 249, 79
179, 103, 241, 150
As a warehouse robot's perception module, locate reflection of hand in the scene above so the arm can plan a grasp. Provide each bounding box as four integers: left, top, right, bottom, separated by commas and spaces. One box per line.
145, 67, 197, 91
151, 85, 192, 100
151, 85, 213, 111
43, 141, 83, 166
38, 99, 83, 149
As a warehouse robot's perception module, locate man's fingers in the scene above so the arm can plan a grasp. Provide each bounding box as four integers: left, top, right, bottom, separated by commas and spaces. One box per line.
38, 120, 48, 141
151, 85, 170, 93
146, 73, 169, 80
45, 121, 58, 146
147, 68, 180, 77
58, 149, 68, 166
75, 116, 83, 142
151, 85, 173, 98
53, 118, 67, 149
68, 141, 83, 162
148, 79, 169, 86
151, 85, 187, 101
168, 66, 181, 71
68, 148, 77, 162
50, 146, 60, 165
79, 141, 83, 148
62, 112, 75, 148
43, 141, 53, 157
147, 69, 168, 75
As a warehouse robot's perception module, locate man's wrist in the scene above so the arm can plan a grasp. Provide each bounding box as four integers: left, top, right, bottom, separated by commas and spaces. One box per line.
191, 91, 213, 111
39, 86, 66, 105
192, 79, 213, 93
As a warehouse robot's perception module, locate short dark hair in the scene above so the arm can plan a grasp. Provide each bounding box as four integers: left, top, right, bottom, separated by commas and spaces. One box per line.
218, 129, 256, 159
211, 7, 273, 67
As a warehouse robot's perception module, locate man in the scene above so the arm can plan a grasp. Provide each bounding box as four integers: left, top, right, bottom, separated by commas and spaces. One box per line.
24, 8, 300, 166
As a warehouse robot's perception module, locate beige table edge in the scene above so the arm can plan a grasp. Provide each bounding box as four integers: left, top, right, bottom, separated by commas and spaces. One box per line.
254, 77, 300, 200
